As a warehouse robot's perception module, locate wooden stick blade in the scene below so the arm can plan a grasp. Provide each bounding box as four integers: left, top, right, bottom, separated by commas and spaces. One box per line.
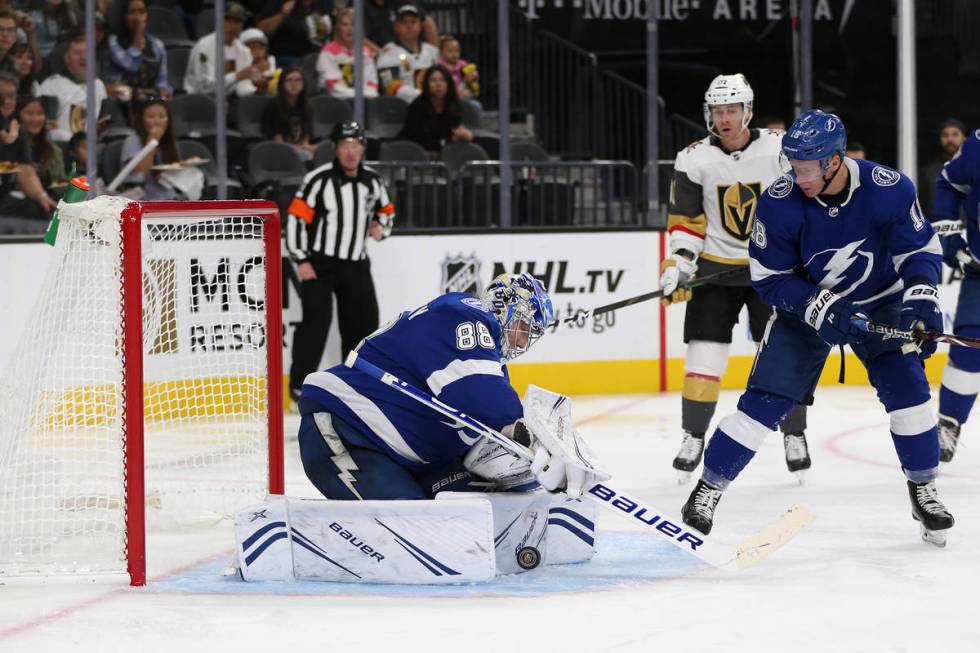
731, 504, 815, 570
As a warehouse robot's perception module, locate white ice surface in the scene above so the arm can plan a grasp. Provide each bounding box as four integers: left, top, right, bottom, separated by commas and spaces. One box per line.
1, 386, 977, 653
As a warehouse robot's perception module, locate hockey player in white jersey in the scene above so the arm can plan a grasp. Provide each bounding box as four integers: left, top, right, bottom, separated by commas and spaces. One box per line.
662, 74, 810, 482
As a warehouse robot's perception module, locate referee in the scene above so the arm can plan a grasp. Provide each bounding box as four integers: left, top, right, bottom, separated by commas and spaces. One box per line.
286, 121, 395, 403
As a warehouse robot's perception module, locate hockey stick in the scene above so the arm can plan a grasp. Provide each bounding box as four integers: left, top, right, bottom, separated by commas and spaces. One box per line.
931, 219, 964, 235
547, 266, 747, 331
867, 321, 980, 349
344, 350, 814, 571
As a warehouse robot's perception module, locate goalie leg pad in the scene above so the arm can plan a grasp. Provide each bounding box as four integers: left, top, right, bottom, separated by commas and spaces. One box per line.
438, 491, 598, 574
235, 496, 295, 581
545, 494, 598, 565
234, 497, 496, 583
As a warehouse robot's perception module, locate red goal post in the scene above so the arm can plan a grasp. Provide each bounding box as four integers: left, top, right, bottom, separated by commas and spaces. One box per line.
122, 200, 284, 586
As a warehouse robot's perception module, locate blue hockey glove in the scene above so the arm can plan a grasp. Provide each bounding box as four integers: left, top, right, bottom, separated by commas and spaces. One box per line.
801, 288, 870, 346
940, 234, 969, 272
899, 283, 943, 359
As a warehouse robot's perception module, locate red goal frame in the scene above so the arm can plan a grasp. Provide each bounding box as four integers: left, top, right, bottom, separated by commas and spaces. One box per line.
120, 200, 284, 586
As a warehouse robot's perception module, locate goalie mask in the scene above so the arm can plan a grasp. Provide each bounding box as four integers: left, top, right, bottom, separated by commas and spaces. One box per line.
703, 73, 754, 138
481, 273, 554, 360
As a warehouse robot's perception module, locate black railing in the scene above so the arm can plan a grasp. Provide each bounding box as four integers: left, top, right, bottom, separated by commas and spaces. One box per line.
366, 162, 454, 230
451, 161, 640, 228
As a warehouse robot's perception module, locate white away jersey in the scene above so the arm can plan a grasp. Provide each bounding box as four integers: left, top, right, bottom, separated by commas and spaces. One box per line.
668, 128, 786, 265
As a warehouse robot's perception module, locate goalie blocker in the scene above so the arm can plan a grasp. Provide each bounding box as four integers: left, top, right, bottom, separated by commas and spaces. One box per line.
234, 491, 597, 583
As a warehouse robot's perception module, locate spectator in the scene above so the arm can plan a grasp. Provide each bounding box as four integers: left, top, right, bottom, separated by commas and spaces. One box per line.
356, 0, 438, 54
845, 141, 865, 159
397, 64, 471, 156
37, 30, 107, 143
183, 2, 257, 97
376, 4, 437, 102
757, 114, 786, 131
261, 65, 315, 159
920, 118, 967, 214
436, 35, 477, 102
0, 8, 20, 74
0, 73, 56, 221
240, 27, 278, 96
0, 7, 41, 76
119, 98, 203, 199
8, 42, 38, 96
65, 128, 86, 173
27, 0, 79, 58
316, 7, 377, 99
256, 0, 332, 69
18, 95, 66, 187
105, 0, 172, 104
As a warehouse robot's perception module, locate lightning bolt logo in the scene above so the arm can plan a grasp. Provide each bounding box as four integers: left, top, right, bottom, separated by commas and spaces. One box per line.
805, 240, 874, 297
332, 451, 364, 500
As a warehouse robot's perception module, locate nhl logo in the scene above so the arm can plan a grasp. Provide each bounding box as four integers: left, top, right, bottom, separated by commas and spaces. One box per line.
440, 253, 483, 295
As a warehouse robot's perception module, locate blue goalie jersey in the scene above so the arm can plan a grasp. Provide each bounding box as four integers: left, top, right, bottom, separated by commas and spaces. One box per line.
749, 157, 942, 313
934, 128, 980, 250
298, 293, 523, 469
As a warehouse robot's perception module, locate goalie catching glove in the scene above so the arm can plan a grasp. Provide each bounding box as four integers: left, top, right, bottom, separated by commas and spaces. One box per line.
464, 386, 609, 498
521, 385, 610, 498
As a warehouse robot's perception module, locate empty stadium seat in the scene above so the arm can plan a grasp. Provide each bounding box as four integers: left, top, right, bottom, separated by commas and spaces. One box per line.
167, 47, 190, 94
365, 97, 409, 140
312, 140, 335, 168
147, 6, 194, 48
379, 140, 429, 162
237, 95, 272, 140
311, 95, 353, 141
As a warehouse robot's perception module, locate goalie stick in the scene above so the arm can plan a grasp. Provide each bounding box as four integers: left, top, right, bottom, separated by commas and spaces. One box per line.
344, 351, 814, 571
547, 266, 747, 331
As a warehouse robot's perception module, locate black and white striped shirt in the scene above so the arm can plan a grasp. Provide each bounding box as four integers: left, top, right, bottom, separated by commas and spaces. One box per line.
286, 162, 395, 262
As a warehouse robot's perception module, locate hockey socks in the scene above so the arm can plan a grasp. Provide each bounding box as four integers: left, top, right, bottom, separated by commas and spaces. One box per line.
939, 332, 980, 424
681, 372, 721, 434
701, 390, 795, 489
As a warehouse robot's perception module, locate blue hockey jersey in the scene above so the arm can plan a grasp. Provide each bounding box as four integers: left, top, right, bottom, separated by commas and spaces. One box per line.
749, 157, 941, 313
298, 293, 523, 469
933, 128, 980, 251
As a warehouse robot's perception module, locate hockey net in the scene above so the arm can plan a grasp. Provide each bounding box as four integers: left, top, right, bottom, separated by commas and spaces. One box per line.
0, 196, 283, 585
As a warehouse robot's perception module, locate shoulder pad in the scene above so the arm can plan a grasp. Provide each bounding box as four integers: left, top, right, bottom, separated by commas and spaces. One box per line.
683, 138, 706, 154
766, 174, 795, 199
975, 129, 980, 141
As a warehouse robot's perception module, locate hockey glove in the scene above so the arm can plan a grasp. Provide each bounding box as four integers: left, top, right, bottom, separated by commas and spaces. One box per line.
940, 234, 969, 272
660, 251, 697, 305
801, 288, 870, 347
899, 283, 943, 359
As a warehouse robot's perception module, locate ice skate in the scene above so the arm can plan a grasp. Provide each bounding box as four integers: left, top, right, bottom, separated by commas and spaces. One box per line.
681, 478, 723, 535
783, 431, 811, 484
937, 416, 961, 464
907, 480, 954, 547
672, 431, 705, 484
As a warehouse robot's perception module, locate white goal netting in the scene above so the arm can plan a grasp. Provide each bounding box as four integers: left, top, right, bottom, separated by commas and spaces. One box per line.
0, 196, 277, 578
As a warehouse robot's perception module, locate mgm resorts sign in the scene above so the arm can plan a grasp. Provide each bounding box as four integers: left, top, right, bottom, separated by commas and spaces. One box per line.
517, 0, 850, 24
